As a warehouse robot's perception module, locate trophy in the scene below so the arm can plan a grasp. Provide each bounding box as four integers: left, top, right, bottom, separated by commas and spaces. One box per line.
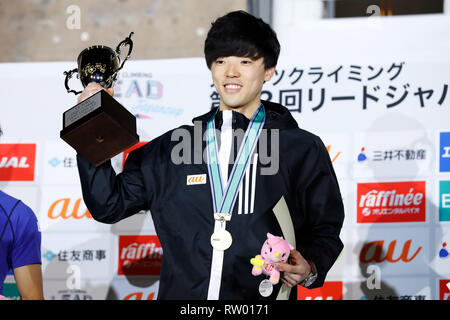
60, 32, 139, 166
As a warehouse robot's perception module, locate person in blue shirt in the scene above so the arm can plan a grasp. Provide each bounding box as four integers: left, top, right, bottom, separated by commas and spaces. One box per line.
0, 127, 43, 300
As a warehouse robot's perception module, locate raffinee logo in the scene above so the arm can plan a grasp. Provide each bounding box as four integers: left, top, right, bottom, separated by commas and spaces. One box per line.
118, 235, 163, 276
357, 181, 426, 223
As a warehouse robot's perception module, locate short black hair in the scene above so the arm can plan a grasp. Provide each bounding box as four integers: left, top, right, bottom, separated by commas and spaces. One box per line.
204, 10, 280, 70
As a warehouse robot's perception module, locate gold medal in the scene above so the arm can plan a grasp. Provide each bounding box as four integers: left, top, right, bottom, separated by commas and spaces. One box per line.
210, 228, 233, 251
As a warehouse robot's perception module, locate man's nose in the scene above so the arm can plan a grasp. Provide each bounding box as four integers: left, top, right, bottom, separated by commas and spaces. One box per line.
225, 62, 240, 77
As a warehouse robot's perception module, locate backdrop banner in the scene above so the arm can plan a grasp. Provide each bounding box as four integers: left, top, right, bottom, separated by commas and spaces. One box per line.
0, 14, 449, 300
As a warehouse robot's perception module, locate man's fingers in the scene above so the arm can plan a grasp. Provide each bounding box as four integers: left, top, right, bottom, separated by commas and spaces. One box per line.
275, 261, 298, 274
288, 249, 303, 264
282, 272, 302, 285
106, 87, 114, 96
281, 278, 294, 288
77, 83, 113, 103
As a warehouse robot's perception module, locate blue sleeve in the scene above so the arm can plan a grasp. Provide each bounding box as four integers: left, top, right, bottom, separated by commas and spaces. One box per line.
11, 203, 41, 269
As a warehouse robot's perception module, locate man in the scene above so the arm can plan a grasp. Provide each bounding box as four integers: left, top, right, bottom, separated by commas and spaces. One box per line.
76, 10, 344, 300
0, 127, 44, 300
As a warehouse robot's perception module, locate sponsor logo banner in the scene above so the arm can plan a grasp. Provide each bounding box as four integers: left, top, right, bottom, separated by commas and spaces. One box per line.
439, 279, 450, 300
42, 140, 79, 185
432, 227, 450, 276
354, 227, 429, 276
43, 279, 109, 300
298, 281, 343, 300
440, 132, 450, 172
39, 186, 110, 232
0, 143, 36, 181
353, 131, 433, 179
345, 276, 431, 300
439, 181, 450, 222
118, 235, 163, 276
109, 276, 159, 300
41, 233, 112, 280
2, 282, 20, 300
357, 181, 426, 223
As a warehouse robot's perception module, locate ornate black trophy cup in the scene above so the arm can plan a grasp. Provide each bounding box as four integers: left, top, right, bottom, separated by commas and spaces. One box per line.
60, 32, 139, 166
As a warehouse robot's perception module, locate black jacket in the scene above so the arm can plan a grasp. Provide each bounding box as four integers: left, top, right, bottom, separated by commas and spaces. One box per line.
77, 100, 345, 300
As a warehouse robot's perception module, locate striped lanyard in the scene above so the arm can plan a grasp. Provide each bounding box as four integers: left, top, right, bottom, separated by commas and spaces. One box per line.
206, 104, 265, 218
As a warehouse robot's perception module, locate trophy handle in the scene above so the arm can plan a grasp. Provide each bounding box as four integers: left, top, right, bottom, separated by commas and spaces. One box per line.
115, 32, 134, 72
64, 68, 82, 95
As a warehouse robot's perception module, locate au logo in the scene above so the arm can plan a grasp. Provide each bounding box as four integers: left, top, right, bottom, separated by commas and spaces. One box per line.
186, 174, 206, 185
359, 240, 422, 263
48, 198, 92, 219
123, 292, 155, 300
326, 145, 341, 164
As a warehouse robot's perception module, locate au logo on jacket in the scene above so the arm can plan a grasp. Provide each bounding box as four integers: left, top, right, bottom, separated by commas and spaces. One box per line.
187, 174, 206, 185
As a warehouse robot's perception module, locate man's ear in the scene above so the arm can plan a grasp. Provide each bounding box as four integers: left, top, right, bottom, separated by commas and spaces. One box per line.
264, 65, 276, 82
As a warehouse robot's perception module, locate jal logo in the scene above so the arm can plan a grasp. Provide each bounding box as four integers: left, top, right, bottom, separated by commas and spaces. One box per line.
187, 174, 206, 185
439, 280, 450, 300
357, 181, 426, 223
123, 292, 156, 300
440, 132, 450, 172
439, 181, 450, 222
118, 235, 163, 276
298, 281, 343, 300
0, 144, 36, 181
47, 198, 92, 219
359, 240, 422, 264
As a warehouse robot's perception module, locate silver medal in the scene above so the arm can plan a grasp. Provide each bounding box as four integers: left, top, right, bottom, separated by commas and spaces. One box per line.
210, 228, 233, 251
259, 279, 273, 297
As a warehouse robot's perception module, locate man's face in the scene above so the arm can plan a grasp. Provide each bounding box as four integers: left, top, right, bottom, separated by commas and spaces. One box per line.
210, 56, 275, 114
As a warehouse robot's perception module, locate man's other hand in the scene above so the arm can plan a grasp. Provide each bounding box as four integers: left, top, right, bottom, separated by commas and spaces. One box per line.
77, 82, 114, 104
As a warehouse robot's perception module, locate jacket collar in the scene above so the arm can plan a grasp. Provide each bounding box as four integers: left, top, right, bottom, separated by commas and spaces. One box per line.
192, 100, 299, 130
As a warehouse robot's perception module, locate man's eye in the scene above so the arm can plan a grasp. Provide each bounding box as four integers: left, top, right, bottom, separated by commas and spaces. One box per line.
215, 60, 225, 65
241, 60, 252, 65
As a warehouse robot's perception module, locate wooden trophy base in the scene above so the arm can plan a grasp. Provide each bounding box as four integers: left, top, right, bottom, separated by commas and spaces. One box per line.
60, 90, 139, 166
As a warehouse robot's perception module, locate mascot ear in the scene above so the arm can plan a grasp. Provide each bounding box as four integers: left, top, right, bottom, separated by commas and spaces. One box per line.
288, 243, 295, 251
267, 233, 275, 240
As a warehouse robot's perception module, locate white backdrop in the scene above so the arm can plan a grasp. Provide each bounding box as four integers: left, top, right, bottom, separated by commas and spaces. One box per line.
0, 14, 449, 300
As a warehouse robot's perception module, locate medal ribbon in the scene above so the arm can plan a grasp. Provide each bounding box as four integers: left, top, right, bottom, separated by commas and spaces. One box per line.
206, 104, 265, 215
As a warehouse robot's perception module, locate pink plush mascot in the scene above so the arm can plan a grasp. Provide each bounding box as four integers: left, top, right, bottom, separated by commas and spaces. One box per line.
250, 233, 294, 285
